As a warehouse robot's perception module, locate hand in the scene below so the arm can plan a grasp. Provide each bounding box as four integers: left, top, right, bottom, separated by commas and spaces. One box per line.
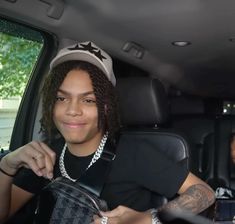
93, 205, 152, 224
0, 141, 56, 179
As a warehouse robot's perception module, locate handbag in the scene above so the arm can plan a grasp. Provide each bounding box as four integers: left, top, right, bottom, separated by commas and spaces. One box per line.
35, 149, 115, 224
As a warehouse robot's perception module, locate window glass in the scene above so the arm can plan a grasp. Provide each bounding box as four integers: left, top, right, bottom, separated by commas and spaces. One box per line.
0, 18, 44, 150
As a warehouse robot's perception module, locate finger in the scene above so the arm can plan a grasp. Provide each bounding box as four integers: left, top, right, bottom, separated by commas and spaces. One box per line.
38, 142, 56, 165
27, 154, 51, 178
28, 143, 48, 173
38, 142, 56, 178
92, 215, 102, 224
23, 156, 44, 176
93, 216, 116, 224
29, 142, 55, 178
100, 206, 123, 217
33, 153, 46, 169
28, 142, 48, 161
19, 142, 51, 177
3, 142, 48, 177
92, 215, 98, 224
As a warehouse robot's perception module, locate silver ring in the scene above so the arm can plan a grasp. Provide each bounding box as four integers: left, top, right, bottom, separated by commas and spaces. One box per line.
101, 216, 108, 224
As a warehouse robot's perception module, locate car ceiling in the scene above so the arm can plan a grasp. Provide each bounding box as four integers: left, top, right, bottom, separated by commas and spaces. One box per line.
1, 0, 235, 98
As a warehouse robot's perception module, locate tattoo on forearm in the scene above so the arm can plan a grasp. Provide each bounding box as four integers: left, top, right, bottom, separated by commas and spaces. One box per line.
159, 184, 215, 214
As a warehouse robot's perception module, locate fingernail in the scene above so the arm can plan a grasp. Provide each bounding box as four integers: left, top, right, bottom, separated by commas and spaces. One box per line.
47, 172, 53, 179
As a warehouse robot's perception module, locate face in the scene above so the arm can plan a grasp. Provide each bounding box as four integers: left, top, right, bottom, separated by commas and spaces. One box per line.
53, 69, 103, 148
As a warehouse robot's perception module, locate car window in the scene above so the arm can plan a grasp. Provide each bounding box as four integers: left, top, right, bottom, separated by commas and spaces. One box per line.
0, 18, 43, 151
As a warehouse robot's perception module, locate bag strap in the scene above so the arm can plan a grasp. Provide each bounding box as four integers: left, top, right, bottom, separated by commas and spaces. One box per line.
78, 144, 116, 197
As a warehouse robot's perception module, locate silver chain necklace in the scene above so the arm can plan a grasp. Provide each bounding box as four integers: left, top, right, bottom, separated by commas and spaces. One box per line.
59, 132, 108, 182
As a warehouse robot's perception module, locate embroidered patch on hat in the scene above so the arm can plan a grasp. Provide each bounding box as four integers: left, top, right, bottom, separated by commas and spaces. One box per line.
68, 42, 107, 61
50, 41, 116, 86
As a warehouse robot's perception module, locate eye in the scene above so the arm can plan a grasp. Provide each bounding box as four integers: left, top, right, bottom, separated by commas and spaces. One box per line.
83, 98, 96, 104
56, 96, 66, 101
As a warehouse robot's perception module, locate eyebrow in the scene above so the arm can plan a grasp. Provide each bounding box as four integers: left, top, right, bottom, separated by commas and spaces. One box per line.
57, 89, 95, 97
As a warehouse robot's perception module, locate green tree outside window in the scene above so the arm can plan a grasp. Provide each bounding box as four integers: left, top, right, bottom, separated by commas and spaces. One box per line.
0, 19, 43, 150
0, 33, 42, 97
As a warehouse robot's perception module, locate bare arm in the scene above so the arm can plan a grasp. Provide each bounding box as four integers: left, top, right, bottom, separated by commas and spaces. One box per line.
0, 168, 17, 222
0, 158, 34, 223
0, 141, 56, 223
94, 172, 215, 224
158, 172, 215, 214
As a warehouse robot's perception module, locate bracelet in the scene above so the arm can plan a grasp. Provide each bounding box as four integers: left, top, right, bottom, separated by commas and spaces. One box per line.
150, 208, 162, 224
0, 167, 15, 177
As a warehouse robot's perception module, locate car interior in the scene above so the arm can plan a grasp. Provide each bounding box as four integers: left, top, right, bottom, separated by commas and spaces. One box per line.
1, 0, 235, 223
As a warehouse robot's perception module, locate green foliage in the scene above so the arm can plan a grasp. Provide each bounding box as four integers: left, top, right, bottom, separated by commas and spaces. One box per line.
0, 33, 42, 98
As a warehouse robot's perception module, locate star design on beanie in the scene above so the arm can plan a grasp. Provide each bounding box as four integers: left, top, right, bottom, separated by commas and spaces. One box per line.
68, 42, 107, 61
94, 50, 106, 61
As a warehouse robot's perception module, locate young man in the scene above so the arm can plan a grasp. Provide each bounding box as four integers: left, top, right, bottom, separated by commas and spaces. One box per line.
0, 41, 215, 224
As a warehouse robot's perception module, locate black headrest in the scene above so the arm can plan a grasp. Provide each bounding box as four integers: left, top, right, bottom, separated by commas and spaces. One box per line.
116, 77, 169, 126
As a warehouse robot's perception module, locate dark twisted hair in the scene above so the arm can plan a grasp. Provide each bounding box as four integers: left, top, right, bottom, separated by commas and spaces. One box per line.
40, 61, 120, 144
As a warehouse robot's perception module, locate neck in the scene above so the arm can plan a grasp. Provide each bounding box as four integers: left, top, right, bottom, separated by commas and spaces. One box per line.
66, 132, 104, 156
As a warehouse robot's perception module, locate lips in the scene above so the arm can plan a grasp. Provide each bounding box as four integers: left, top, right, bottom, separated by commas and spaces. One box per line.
62, 121, 87, 129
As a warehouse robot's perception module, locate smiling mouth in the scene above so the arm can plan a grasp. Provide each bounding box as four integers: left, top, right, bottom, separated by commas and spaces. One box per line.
63, 122, 86, 129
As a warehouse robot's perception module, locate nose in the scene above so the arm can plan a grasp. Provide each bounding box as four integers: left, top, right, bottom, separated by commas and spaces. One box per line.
66, 100, 83, 116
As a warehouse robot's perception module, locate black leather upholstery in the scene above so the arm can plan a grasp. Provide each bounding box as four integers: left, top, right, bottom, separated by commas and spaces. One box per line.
116, 76, 189, 160
169, 96, 216, 184
117, 77, 169, 126
169, 96, 235, 190
116, 77, 189, 205
118, 130, 188, 162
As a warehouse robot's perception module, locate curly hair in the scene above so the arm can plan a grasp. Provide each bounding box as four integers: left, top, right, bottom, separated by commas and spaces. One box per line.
40, 61, 120, 144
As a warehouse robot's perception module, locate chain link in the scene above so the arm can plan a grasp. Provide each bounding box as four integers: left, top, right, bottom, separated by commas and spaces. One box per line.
59, 132, 108, 182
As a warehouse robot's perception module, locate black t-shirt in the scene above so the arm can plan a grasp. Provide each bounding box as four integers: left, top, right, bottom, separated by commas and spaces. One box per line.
13, 136, 188, 211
